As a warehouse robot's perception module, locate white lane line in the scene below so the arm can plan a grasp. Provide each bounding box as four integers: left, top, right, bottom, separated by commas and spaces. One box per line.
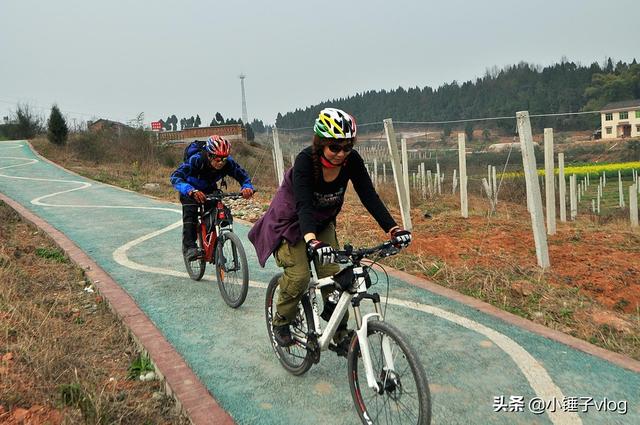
0, 143, 24, 150
0, 144, 580, 425
111, 218, 268, 291
386, 298, 581, 424
0, 156, 39, 169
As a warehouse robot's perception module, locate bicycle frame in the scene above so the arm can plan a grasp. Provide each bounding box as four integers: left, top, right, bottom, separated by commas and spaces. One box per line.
307, 260, 396, 393
198, 196, 234, 263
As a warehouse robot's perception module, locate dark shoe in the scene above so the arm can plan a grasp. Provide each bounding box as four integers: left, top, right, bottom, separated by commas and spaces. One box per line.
272, 323, 295, 347
331, 327, 355, 358
185, 247, 199, 261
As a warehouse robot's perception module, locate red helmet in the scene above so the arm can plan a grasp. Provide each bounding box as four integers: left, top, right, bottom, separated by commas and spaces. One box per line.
205, 135, 230, 157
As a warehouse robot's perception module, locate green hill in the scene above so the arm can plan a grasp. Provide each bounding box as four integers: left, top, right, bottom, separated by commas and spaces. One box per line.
276, 58, 640, 132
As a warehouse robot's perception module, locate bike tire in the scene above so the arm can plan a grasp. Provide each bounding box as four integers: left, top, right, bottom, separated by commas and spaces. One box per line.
215, 231, 249, 308
184, 229, 206, 281
264, 273, 315, 375
348, 320, 431, 425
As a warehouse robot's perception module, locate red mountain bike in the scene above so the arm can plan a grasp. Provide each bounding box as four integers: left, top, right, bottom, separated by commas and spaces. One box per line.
183, 191, 249, 308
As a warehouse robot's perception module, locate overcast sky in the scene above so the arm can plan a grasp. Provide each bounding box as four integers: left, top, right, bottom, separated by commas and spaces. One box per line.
1, 0, 639, 127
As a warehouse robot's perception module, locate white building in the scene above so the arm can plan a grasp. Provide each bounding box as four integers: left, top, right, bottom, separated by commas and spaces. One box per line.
600, 99, 640, 139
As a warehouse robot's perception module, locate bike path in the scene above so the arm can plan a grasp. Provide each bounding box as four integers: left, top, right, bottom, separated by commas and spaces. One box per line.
1, 140, 638, 425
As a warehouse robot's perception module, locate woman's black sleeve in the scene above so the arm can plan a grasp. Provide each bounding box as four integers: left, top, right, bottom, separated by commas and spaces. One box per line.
349, 152, 397, 233
292, 153, 318, 236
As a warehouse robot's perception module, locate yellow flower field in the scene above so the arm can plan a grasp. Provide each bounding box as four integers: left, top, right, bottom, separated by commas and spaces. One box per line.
501, 162, 640, 178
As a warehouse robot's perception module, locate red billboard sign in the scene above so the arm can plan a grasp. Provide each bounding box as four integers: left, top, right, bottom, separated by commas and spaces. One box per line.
151, 121, 162, 131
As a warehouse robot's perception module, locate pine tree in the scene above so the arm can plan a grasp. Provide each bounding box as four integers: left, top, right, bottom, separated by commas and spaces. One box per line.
245, 123, 255, 141
464, 122, 474, 141
47, 105, 68, 145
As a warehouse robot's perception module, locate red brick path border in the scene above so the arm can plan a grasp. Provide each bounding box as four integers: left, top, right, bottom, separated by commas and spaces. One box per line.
0, 192, 235, 425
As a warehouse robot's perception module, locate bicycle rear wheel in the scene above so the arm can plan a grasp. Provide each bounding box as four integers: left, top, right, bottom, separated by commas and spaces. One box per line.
264, 273, 315, 375
215, 231, 249, 308
184, 229, 206, 281
348, 320, 431, 425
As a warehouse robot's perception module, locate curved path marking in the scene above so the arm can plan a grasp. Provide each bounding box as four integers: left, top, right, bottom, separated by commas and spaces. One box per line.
0, 140, 585, 424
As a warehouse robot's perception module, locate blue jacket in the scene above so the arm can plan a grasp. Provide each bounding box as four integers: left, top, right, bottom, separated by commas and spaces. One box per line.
170, 152, 254, 196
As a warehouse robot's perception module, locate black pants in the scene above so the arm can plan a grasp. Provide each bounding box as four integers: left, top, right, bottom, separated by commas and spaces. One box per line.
180, 194, 200, 251
180, 194, 219, 250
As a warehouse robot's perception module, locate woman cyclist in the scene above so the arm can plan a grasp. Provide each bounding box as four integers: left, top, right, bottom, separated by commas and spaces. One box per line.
248, 108, 411, 349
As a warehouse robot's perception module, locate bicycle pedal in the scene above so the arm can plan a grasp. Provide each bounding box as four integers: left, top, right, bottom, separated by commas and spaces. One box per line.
328, 342, 349, 358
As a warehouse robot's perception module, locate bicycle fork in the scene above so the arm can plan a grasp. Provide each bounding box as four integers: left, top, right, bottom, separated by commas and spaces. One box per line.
352, 278, 396, 394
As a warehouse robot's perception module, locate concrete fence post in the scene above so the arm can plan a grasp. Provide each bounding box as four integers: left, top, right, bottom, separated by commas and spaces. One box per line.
373, 158, 378, 189
517, 111, 550, 269
558, 153, 566, 222
544, 128, 556, 234
618, 170, 625, 208
452, 169, 458, 194
271, 150, 278, 185
384, 119, 412, 230
458, 133, 468, 218
420, 163, 426, 199
272, 127, 285, 186
631, 184, 639, 227
401, 139, 410, 205
570, 174, 577, 220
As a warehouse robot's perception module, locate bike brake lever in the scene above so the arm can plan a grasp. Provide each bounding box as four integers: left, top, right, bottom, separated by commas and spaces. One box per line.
380, 246, 400, 257
335, 254, 350, 264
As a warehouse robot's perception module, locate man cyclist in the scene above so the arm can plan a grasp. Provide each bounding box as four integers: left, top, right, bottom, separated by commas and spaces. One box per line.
170, 135, 254, 261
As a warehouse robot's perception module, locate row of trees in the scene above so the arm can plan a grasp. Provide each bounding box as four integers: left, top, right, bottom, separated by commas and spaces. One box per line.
154, 113, 270, 142
275, 58, 640, 133
156, 112, 268, 133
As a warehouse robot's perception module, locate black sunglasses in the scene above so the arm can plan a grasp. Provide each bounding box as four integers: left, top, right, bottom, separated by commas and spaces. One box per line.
327, 143, 354, 153
209, 155, 228, 163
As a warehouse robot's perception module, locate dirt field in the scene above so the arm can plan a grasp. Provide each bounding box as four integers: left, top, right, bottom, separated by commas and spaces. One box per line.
0, 202, 188, 424
336, 189, 640, 359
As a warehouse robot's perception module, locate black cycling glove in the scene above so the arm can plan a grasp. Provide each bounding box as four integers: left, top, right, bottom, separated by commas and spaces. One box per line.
306, 239, 336, 266
391, 228, 412, 248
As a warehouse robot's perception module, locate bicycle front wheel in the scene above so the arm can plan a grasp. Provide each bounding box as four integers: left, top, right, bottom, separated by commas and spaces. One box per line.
264, 273, 315, 375
184, 229, 206, 281
215, 231, 249, 308
348, 320, 431, 425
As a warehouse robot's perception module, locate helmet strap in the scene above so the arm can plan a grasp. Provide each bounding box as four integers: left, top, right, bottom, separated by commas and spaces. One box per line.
320, 154, 346, 169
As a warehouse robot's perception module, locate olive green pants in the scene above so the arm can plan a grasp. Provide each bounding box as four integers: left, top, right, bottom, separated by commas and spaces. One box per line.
273, 224, 348, 329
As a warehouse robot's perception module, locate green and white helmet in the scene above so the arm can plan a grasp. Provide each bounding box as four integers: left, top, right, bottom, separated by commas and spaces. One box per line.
314, 108, 357, 139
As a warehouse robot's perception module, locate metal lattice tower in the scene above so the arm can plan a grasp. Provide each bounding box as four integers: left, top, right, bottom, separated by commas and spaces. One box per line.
239, 74, 248, 125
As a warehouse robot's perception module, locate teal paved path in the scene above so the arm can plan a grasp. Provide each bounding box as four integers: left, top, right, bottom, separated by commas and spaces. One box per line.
1, 140, 638, 424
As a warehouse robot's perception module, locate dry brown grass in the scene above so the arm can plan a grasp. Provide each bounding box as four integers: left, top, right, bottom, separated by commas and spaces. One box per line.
0, 202, 188, 424
31, 131, 278, 204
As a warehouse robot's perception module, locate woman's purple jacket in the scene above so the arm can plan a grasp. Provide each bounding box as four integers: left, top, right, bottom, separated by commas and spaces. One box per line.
248, 168, 336, 267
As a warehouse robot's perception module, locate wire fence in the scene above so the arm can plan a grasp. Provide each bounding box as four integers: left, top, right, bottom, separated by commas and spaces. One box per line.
268, 110, 640, 247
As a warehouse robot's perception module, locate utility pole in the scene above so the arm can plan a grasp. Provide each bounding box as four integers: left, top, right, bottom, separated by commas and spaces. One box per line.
239, 74, 248, 125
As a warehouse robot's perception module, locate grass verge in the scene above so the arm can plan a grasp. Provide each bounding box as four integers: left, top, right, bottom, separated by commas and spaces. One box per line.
0, 201, 189, 424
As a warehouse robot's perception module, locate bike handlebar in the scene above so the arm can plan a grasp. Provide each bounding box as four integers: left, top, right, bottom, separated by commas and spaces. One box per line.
205, 190, 257, 201
334, 240, 400, 264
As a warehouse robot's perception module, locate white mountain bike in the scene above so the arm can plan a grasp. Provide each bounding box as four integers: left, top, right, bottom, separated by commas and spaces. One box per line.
265, 240, 431, 425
